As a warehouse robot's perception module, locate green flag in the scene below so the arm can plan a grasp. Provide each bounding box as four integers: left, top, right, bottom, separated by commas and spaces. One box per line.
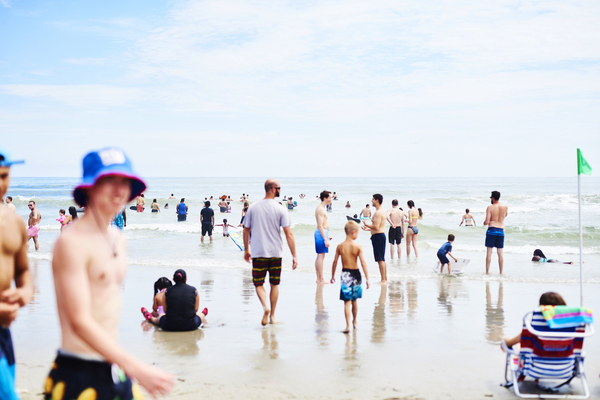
577, 148, 592, 175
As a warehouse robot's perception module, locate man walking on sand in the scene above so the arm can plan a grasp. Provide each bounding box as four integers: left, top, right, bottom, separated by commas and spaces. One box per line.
484, 190, 508, 274
314, 190, 332, 283
27, 200, 41, 251
44, 147, 173, 399
243, 179, 298, 325
386, 199, 405, 260
362, 194, 387, 284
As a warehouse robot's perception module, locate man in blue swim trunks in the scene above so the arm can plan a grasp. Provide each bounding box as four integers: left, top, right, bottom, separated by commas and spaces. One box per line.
314, 190, 332, 283
0, 147, 33, 400
362, 194, 387, 284
484, 190, 508, 275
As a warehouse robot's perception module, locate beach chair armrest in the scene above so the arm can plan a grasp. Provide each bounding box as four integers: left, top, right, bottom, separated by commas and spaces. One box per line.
501, 338, 519, 356
524, 312, 595, 338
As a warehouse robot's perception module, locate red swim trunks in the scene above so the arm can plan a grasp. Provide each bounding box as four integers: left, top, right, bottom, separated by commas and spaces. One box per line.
136, 205, 143, 212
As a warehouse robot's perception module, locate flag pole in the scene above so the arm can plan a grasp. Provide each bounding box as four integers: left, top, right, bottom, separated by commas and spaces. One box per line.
578, 171, 583, 307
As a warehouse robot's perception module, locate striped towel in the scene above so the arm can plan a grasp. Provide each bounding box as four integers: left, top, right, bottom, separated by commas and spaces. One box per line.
539, 306, 593, 329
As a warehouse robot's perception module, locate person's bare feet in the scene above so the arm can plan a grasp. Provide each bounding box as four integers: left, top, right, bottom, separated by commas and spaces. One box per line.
342, 327, 351, 334
353, 321, 358, 329
269, 317, 279, 324
379, 280, 388, 285
316, 280, 329, 284
261, 309, 270, 326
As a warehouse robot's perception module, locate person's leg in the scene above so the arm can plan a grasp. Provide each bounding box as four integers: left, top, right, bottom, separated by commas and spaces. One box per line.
201, 230, 204, 243
269, 283, 279, 324
33, 236, 39, 251
315, 253, 325, 283
486, 247, 493, 274
406, 231, 412, 256
448, 262, 452, 274
389, 244, 395, 260
412, 233, 418, 257
255, 285, 270, 326
497, 248, 504, 275
343, 301, 351, 333
397, 239, 402, 259
378, 261, 387, 284
351, 300, 358, 329
209, 234, 213, 243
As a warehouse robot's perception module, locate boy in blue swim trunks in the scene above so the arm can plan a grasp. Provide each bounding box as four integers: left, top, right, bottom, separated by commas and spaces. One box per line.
484, 190, 508, 275
437, 234, 458, 274
331, 221, 370, 333
0, 147, 33, 400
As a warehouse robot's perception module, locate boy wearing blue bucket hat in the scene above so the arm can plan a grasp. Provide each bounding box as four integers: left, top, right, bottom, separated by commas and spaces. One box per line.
0, 147, 33, 400
44, 148, 173, 400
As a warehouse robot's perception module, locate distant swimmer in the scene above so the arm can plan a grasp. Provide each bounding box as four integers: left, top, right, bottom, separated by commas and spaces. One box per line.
361, 194, 387, 284
359, 204, 371, 220
200, 201, 214, 243
218, 199, 228, 213
326, 202, 332, 212
215, 219, 236, 237
406, 200, 419, 257
484, 191, 508, 274
345, 201, 351, 208
332, 192, 338, 200
299, 194, 306, 199
164, 203, 169, 209
240, 193, 247, 201
238, 203, 249, 227
209, 196, 213, 200
168, 194, 176, 199
151, 199, 161, 213
531, 249, 574, 264
5, 196, 15, 214
136, 193, 145, 212
27, 200, 41, 251
227, 201, 232, 213
315, 191, 332, 284
386, 199, 406, 260
347, 214, 361, 224
287, 197, 296, 210
460, 209, 476, 226
177, 198, 188, 222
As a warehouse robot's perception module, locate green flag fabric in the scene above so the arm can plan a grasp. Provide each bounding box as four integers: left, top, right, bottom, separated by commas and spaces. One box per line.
577, 149, 592, 175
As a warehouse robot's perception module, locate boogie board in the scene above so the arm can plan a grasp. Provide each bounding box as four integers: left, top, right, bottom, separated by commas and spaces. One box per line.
229, 229, 244, 251
433, 258, 470, 275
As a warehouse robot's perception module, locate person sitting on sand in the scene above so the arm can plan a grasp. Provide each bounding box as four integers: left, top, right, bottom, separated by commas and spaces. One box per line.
215, 219, 236, 237
331, 221, 369, 333
502, 292, 566, 349
151, 199, 160, 213
459, 208, 475, 226
531, 249, 574, 264
141, 277, 173, 325
437, 234, 458, 274
142, 269, 207, 331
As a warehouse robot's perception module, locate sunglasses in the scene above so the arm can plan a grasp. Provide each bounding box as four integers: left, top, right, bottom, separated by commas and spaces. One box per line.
274, 187, 281, 190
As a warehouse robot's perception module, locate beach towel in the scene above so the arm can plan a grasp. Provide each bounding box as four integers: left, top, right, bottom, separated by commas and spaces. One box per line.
539, 305, 593, 329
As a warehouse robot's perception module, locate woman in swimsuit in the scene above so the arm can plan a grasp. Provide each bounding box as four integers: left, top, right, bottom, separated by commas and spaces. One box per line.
406, 200, 419, 257
460, 208, 476, 226
151, 199, 161, 213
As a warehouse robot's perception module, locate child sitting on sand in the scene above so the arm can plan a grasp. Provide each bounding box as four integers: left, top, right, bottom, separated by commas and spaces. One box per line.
330, 221, 370, 333
215, 219, 236, 237
141, 277, 172, 325
437, 234, 458, 274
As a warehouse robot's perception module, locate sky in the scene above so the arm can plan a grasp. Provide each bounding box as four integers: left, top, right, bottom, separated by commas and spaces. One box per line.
1, 0, 599, 177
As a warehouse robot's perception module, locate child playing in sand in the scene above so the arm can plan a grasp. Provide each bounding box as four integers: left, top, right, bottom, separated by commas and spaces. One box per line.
215, 219, 236, 237
141, 277, 172, 324
437, 234, 458, 274
330, 221, 370, 333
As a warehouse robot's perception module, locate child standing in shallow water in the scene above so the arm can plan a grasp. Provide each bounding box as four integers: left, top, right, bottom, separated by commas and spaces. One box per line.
437, 234, 458, 274
331, 221, 370, 333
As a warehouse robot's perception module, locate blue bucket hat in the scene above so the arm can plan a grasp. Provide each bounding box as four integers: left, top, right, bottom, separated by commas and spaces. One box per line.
0, 147, 25, 167
73, 147, 146, 207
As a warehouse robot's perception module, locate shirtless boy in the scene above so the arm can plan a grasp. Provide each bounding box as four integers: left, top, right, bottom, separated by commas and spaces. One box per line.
330, 221, 369, 333
27, 200, 41, 251
44, 148, 173, 400
386, 199, 406, 260
361, 194, 387, 284
0, 148, 33, 400
315, 191, 332, 283
484, 191, 508, 274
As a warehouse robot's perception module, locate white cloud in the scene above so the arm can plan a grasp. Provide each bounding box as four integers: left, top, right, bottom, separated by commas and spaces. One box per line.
63, 57, 112, 66
0, 0, 10, 8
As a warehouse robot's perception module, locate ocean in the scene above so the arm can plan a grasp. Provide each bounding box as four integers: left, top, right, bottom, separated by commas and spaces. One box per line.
8, 176, 600, 284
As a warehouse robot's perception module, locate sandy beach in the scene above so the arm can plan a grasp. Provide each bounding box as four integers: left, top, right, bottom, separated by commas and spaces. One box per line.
13, 260, 600, 399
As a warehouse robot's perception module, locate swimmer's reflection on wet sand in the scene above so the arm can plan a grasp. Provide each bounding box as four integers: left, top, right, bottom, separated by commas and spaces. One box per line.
200, 279, 214, 301
485, 281, 505, 344
436, 277, 467, 315
342, 330, 360, 374
371, 285, 387, 343
315, 283, 329, 347
406, 280, 418, 320
241, 269, 254, 306
28, 260, 40, 311
143, 323, 205, 355
261, 328, 278, 360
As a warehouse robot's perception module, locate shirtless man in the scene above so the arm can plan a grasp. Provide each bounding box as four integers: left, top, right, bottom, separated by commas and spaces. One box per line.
168, 193, 176, 199
359, 204, 371, 220
5, 196, 15, 214
386, 199, 406, 260
361, 194, 387, 284
0, 148, 33, 400
315, 191, 332, 283
136, 193, 145, 212
44, 148, 173, 399
27, 200, 41, 251
484, 191, 508, 274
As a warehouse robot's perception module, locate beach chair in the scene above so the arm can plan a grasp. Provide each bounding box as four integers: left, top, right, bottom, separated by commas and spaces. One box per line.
501, 308, 594, 399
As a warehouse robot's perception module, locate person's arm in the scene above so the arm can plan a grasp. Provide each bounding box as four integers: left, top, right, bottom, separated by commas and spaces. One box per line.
401, 214, 405, 238
316, 211, 329, 248
385, 210, 395, 229
194, 290, 199, 312
212, 215, 215, 226
330, 247, 340, 283
243, 227, 252, 263
358, 246, 369, 289
483, 207, 491, 226
503, 333, 521, 349
472, 216, 476, 226
459, 215, 465, 226
282, 226, 298, 270
362, 212, 379, 231
152, 295, 158, 313
123, 209, 126, 227
447, 251, 457, 262
52, 234, 173, 396
186, 205, 189, 214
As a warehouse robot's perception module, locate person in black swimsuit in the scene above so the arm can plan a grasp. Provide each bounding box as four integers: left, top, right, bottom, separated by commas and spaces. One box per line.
159, 269, 208, 331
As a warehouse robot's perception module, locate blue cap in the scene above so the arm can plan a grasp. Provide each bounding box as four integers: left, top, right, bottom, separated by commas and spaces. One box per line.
73, 147, 146, 207
0, 147, 25, 167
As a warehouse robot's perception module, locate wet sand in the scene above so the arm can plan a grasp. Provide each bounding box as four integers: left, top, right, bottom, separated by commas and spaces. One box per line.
14, 260, 600, 399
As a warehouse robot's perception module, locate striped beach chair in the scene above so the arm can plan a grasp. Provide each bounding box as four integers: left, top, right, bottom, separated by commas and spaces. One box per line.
501, 309, 594, 399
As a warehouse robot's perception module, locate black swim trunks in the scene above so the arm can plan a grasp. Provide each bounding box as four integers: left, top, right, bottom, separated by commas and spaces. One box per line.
252, 258, 282, 286
370, 232, 386, 262
177, 214, 187, 222
201, 224, 213, 236
388, 226, 402, 244
44, 352, 143, 400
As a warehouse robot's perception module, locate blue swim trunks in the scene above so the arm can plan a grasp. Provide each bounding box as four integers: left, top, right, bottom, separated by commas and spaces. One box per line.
340, 268, 362, 301
314, 229, 329, 254
0, 328, 18, 400
485, 227, 505, 249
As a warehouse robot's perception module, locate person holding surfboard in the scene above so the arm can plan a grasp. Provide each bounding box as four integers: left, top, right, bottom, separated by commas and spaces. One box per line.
437, 234, 458, 274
